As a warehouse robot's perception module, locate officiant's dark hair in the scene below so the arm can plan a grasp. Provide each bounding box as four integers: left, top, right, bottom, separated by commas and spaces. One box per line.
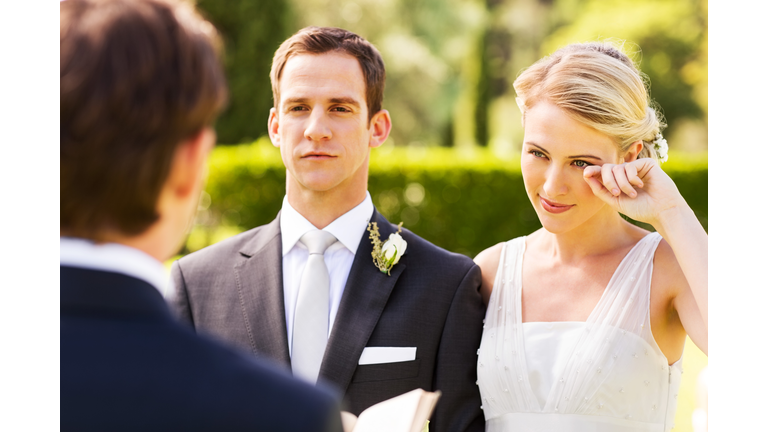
269, 26, 386, 123
60, 0, 227, 240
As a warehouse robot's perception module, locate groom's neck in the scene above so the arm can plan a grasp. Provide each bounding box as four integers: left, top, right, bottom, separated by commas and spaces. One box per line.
286, 183, 368, 230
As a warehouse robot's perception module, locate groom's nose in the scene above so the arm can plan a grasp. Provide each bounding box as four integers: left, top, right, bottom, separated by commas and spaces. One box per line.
304, 109, 332, 142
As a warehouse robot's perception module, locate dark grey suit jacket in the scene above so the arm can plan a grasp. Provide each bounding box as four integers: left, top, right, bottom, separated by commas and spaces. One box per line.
171, 209, 485, 432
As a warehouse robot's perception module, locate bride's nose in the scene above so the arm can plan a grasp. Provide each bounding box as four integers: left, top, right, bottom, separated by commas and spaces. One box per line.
543, 165, 569, 198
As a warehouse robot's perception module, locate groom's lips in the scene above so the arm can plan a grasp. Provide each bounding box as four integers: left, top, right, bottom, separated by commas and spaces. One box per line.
539, 196, 574, 214
301, 152, 336, 160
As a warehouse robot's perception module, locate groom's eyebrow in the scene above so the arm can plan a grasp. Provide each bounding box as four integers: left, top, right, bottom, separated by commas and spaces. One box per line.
281, 96, 362, 109
282, 97, 308, 106
329, 97, 361, 108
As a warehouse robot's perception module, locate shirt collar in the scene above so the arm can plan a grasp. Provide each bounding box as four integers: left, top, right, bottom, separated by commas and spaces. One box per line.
60, 237, 169, 294
280, 192, 374, 256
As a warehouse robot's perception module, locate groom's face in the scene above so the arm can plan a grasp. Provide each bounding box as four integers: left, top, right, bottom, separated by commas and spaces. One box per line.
268, 52, 387, 197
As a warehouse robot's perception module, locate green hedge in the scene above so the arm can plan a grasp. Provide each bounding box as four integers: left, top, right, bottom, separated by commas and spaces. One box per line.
186, 138, 708, 258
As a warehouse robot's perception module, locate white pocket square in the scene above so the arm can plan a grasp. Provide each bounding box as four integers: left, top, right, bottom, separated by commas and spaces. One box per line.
358, 347, 417, 365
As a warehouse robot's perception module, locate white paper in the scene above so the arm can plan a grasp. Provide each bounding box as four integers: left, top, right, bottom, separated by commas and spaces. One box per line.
358, 347, 417, 365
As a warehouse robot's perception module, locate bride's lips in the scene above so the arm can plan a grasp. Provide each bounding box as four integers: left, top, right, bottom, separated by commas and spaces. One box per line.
539, 196, 574, 214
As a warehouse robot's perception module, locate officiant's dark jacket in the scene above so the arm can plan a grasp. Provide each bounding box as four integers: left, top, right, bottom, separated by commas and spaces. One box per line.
171, 210, 486, 432
61, 266, 342, 432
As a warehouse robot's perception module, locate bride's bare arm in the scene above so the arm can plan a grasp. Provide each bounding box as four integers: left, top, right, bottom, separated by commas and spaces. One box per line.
654, 206, 708, 353
474, 243, 504, 306
583, 158, 708, 354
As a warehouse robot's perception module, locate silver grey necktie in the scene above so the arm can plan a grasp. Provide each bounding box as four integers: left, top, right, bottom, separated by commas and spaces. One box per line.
291, 229, 337, 384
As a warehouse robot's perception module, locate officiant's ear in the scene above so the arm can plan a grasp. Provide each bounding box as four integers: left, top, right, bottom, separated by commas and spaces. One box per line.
622, 140, 644, 163
268, 107, 280, 147
168, 127, 216, 199
368, 109, 392, 148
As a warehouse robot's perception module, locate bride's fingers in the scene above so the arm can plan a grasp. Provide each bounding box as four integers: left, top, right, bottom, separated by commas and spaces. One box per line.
583, 165, 602, 180
583, 173, 617, 203
612, 164, 637, 198
600, 164, 621, 196
624, 163, 644, 188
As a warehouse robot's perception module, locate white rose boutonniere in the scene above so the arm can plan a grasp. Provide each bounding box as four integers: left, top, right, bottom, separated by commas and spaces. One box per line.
367, 221, 406, 276
382, 233, 407, 266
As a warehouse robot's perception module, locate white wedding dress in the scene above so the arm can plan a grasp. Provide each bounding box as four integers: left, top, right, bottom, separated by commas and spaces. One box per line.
477, 233, 682, 431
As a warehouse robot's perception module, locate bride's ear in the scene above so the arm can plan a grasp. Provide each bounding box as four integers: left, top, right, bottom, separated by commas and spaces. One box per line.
623, 140, 644, 162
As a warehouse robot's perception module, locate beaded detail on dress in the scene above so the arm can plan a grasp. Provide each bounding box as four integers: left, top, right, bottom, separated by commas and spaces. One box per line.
477, 232, 682, 432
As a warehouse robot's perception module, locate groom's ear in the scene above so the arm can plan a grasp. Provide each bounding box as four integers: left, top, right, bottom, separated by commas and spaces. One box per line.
268, 107, 280, 147
368, 109, 392, 149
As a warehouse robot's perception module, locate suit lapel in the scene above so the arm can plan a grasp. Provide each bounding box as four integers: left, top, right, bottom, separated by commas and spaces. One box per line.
233, 214, 291, 367
319, 210, 406, 392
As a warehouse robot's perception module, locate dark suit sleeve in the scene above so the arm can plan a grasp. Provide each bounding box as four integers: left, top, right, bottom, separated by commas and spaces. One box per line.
169, 260, 194, 328
431, 263, 486, 432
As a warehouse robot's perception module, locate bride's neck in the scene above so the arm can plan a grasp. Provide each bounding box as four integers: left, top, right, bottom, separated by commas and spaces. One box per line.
538, 208, 637, 263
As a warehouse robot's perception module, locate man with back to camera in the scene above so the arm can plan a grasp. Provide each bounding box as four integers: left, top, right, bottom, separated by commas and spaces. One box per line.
170, 26, 486, 431
60, 1, 342, 430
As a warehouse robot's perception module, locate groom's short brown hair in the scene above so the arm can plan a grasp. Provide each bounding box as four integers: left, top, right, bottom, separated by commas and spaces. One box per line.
60, 0, 227, 240
269, 26, 386, 121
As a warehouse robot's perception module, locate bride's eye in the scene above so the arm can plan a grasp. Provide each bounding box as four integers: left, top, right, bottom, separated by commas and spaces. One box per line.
529, 150, 546, 158
573, 160, 591, 168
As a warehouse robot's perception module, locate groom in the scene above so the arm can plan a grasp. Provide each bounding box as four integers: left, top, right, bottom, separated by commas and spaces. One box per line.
171, 26, 485, 432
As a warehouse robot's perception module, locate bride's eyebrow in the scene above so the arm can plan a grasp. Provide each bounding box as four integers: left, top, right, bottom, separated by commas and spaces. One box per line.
568, 153, 603, 161
526, 142, 549, 154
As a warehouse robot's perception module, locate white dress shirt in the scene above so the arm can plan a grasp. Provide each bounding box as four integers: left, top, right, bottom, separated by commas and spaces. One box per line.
60, 237, 170, 296
280, 192, 374, 357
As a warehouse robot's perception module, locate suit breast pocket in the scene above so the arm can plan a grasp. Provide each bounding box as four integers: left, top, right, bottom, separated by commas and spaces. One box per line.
351, 359, 421, 383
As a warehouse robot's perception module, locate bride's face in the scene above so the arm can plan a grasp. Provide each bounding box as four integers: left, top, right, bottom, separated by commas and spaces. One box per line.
521, 101, 622, 234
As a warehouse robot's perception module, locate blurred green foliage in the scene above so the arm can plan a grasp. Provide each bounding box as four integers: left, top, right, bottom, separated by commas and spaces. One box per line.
186, 139, 708, 258
198, 0, 707, 153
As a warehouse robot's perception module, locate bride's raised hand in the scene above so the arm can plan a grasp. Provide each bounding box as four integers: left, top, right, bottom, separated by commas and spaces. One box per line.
585, 156, 709, 338
582, 158, 687, 227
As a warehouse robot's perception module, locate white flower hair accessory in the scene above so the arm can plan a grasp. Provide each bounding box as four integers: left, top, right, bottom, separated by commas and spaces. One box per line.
651, 133, 669, 163
367, 222, 406, 276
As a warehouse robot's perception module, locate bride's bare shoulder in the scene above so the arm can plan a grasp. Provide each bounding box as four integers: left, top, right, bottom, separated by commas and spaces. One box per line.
474, 243, 505, 306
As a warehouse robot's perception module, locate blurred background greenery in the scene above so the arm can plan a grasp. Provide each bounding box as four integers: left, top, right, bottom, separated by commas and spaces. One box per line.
185, 1, 708, 430
189, 0, 708, 255
197, 0, 707, 154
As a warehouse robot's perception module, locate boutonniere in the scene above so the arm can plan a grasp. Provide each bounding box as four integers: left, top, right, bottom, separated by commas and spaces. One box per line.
367, 221, 407, 276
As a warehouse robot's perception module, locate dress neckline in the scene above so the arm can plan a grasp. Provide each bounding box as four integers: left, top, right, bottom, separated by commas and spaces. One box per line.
517, 231, 657, 326
512, 232, 658, 411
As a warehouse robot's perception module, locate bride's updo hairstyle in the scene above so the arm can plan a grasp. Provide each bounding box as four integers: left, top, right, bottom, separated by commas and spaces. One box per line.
513, 42, 665, 161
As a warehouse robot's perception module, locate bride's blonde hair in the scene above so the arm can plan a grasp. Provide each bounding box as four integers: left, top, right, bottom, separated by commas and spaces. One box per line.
513, 41, 665, 161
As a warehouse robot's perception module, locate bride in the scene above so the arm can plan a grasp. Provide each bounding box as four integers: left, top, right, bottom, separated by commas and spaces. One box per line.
474, 42, 707, 432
